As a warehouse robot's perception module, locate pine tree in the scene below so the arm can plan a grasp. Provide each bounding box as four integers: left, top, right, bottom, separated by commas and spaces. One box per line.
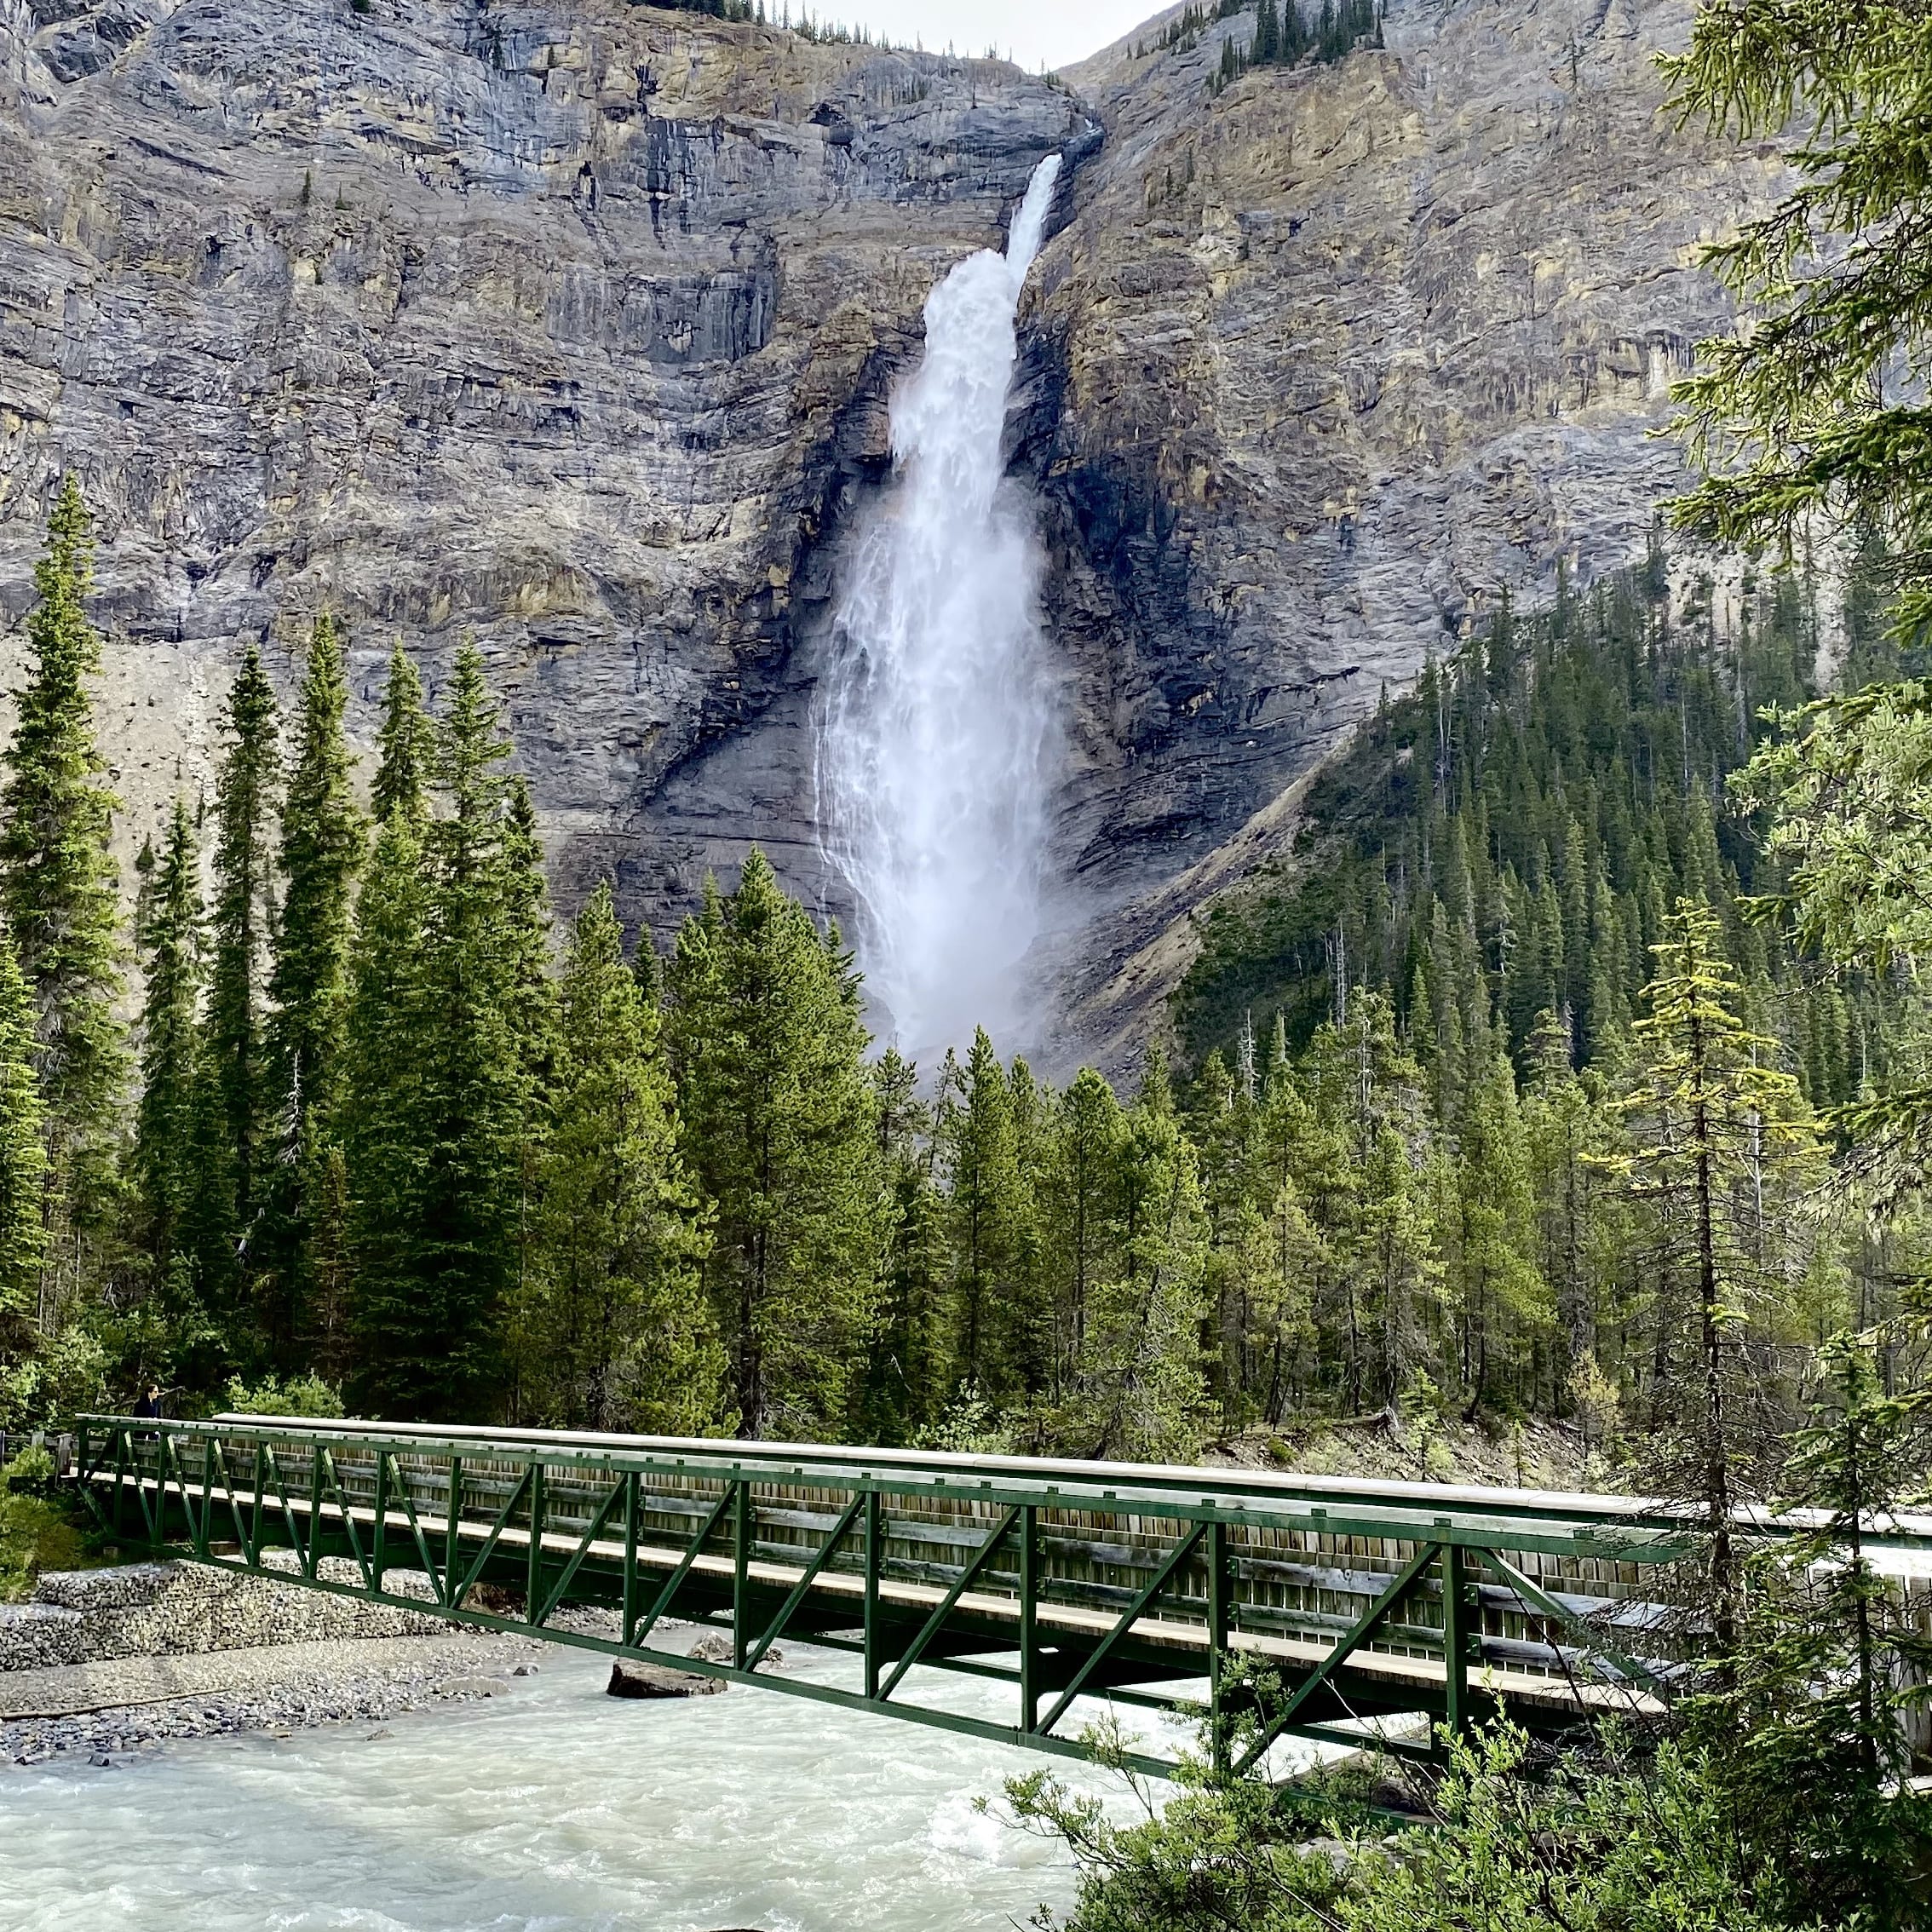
371, 639, 434, 825
197, 641, 281, 1349
1688, 1331, 1932, 1924
1609, 901, 1826, 1655
520, 882, 717, 1431
1664, 3, 1932, 646
1521, 1009, 1628, 1420
403, 640, 527, 1417
939, 1029, 1030, 1402
1064, 1050, 1212, 1462
856, 1048, 947, 1444
1447, 1052, 1550, 1411
342, 811, 433, 1412
0, 919, 46, 1377
262, 615, 364, 1363
666, 850, 882, 1438
131, 799, 204, 1293
0, 475, 127, 1293
1254, 0, 1279, 62
1041, 1066, 1125, 1403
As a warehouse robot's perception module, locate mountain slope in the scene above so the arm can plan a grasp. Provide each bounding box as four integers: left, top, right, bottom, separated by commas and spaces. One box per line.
0, 0, 1780, 1069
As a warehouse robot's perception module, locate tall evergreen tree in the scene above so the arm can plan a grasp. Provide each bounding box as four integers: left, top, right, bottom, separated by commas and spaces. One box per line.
666, 850, 882, 1438
371, 638, 434, 825
1062, 1051, 1212, 1462
1042, 1066, 1126, 1404
856, 1048, 947, 1444
197, 642, 281, 1348
342, 808, 432, 1412
1609, 901, 1826, 1655
131, 799, 204, 1297
401, 640, 528, 1417
0, 475, 127, 1295
262, 615, 363, 1364
939, 1029, 1031, 1403
0, 919, 46, 1382
1446, 1052, 1550, 1410
520, 882, 717, 1432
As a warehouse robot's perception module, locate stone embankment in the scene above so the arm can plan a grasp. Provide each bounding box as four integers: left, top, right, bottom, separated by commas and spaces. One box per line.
0, 1556, 538, 1768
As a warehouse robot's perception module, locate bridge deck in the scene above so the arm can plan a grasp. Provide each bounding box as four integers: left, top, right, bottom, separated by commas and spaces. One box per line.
75, 1412, 1894, 1777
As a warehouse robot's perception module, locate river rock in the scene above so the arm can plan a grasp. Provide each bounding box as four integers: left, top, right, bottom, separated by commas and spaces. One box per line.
687, 1632, 784, 1670
2, 1558, 446, 1674
607, 1659, 724, 1699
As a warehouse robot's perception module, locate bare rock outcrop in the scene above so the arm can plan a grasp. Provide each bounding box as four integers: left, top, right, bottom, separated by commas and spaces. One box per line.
0, 0, 1778, 1067
1017, 0, 1781, 1062
0, 0, 1079, 920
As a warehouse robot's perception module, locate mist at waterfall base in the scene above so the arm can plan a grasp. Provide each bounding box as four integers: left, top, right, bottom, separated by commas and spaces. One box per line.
817, 156, 1063, 1067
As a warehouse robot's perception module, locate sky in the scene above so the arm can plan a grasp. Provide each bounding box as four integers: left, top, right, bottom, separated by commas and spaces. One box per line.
822, 0, 1167, 72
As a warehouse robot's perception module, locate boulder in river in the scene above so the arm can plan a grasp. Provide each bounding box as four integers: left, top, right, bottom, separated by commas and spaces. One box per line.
688, 1634, 784, 1670
607, 1660, 725, 1700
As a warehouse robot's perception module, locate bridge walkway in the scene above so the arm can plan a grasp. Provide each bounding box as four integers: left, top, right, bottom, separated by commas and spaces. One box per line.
72, 1413, 1895, 1779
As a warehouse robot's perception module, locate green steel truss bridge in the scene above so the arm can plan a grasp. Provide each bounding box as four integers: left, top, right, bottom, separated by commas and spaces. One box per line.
68, 1412, 1918, 1779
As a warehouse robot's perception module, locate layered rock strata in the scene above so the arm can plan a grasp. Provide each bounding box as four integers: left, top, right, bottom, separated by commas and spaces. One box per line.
0, 0, 1776, 1066
0, 0, 1079, 917
1024, 0, 1781, 1061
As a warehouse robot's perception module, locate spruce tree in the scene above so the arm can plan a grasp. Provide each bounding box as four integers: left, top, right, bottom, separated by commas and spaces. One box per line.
1446, 1052, 1550, 1411
262, 615, 364, 1362
0, 475, 127, 1283
1609, 901, 1824, 1655
371, 638, 434, 824
405, 639, 528, 1417
666, 850, 882, 1438
1065, 1050, 1212, 1462
522, 882, 717, 1432
197, 641, 281, 1348
856, 1047, 947, 1443
0, 919, 46, 1376
342, 810, 433, 1411
939, 1029, 1030, 1403
1688, 1331, 1932, 1923
1041, 1066, 1125, 1402
1664, 3, 1932, 643
1253, 0, 1279, 62
131, 798, 204, 1293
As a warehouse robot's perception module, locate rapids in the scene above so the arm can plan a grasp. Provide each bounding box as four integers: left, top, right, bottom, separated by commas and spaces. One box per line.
0, 1647, 1129, 1931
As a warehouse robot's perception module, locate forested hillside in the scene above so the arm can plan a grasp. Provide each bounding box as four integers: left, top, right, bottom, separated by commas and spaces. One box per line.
1177, 538, 1912, 1096
0, 482, 1918, 1509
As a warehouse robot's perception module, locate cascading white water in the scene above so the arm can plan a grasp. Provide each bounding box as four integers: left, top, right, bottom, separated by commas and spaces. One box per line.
817, 155, 1064, 1061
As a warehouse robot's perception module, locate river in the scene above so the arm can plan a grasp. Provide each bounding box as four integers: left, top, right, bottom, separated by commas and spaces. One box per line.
0, 1647, 1153, 1931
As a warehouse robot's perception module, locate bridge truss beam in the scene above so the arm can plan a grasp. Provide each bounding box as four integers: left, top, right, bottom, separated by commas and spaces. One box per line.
71, 1414, 1756, 1779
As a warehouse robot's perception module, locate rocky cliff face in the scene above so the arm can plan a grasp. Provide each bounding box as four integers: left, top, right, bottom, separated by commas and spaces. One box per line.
0, 0, 1079, 911
0, 0, 1774, 1069
1023, 0, 1780, 1064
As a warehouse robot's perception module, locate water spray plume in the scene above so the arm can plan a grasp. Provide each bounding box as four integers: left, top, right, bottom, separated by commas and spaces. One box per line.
818, 154, 1063, 1062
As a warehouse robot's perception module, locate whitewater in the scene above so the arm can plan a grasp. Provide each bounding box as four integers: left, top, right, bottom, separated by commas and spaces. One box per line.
817, 155, 1064, 1062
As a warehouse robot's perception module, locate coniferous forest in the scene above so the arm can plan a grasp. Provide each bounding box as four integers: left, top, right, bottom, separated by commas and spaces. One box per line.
5, 1, 1932, 1923
0, 484, 1923, 1501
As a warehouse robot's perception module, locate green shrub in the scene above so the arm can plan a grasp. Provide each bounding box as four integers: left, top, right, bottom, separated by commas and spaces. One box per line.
0, 1489, 88, 1601
221, 1372, 346, 1420
0, 1441, 55, 1493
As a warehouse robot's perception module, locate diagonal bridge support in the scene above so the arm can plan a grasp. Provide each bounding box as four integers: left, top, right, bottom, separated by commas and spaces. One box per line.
68, 1412, 1861, 1782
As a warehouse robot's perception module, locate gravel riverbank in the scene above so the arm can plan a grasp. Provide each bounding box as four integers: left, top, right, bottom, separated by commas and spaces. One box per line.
2, 1632, 543, 1767
1, 1558, 546, 1769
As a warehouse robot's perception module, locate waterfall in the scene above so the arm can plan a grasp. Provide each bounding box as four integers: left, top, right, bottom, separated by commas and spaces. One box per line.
817, 154, 1064, 1061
